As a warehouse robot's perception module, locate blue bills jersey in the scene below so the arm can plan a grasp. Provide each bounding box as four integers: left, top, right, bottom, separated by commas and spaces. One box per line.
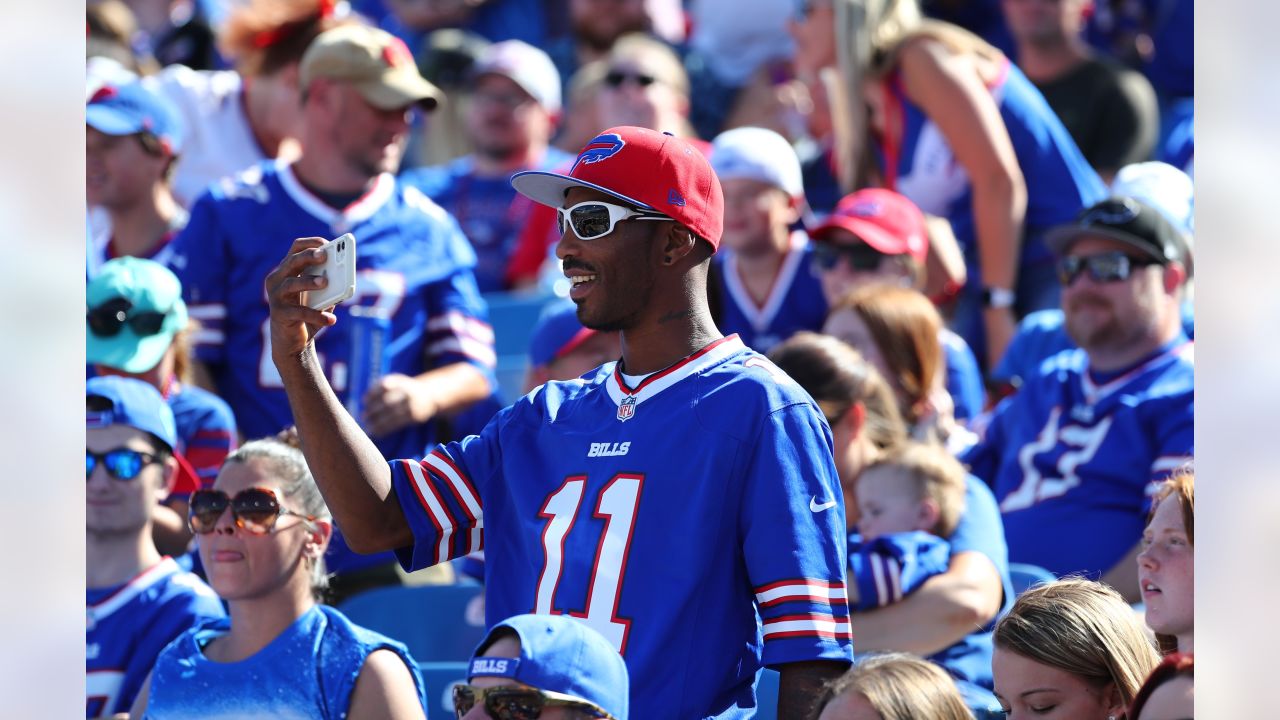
964, 338, 1194, 577
168, 160, 495, 460
145, 605, 426, 719
847, 531, 951, 611
391, 336, 854, 718
711, 232, 828, 354
86, 558, 225, 717
401, 149, 572, 292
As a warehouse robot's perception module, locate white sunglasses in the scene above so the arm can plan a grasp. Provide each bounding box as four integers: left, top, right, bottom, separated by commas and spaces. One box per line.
556, 200, 670, 241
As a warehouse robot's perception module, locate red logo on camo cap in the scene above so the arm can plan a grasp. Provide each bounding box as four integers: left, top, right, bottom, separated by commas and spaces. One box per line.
511, 126, 725, 250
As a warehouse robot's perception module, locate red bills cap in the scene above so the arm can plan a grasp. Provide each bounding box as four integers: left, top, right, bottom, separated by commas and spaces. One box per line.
511, 126, 725, 250
809, 188, 928, 264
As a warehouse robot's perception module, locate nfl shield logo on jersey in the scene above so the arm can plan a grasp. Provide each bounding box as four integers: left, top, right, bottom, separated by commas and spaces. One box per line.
617, 395, 637, 421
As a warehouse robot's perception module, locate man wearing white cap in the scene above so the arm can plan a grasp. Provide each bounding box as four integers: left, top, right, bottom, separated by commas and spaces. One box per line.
403, 40, 571, 292
707, 126, 826, 353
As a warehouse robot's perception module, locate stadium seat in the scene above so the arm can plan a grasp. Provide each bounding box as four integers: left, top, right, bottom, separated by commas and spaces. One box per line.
337, 584, 488, 662
481, 290, 560, 403
1008, 562, 1057, 596
754, 668, 780, 720
417, 661, 469, 718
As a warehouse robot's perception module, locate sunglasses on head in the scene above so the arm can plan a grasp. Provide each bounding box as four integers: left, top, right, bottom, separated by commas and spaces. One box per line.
188, 487, 317, 535
1056, 251, 1159, 286
451, 684, 615, 720
556, 200, 669, 241
811, 242, 890, 272
86, 448, 161, 481
603, 70, 657, 89
87, 297, 168, 337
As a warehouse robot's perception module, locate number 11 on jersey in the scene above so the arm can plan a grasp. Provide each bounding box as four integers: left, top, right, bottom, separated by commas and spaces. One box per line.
534, 473, 644, 653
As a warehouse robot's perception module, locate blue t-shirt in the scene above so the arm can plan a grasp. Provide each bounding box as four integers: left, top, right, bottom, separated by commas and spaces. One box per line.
879, 61, 1106, 277
964, 338, 1194, 577
926, 475, 1013, 712
87, 558, 226, 717
711, 233, 828, 354
941, 328, 986, 423
145, 604, 426, 719
391, 336, 853, 718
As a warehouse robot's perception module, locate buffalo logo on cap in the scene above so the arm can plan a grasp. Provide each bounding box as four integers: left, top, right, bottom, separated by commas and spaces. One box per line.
571, 133, 626, 174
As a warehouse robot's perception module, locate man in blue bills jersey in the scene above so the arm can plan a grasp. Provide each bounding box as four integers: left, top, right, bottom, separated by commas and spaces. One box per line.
86, 376, 224, 717
267, 125, 854, 718
964, 197, 1193, 601
168, 25, 494, 461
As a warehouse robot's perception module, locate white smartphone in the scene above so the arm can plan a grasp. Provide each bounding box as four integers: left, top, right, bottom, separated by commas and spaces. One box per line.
301, 233, 357, 310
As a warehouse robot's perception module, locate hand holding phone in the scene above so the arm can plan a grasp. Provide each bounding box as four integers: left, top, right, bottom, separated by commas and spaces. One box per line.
301, 233, 356, 310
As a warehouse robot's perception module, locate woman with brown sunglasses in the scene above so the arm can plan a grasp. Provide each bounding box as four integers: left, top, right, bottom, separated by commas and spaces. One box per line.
128, 438, 428, 718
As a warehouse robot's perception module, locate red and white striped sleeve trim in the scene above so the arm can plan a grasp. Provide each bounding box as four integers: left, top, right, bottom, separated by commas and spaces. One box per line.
762, 613, 853, 641
755, 579, 848, 608
400, 459, 456, 567
422, 451, 484, 555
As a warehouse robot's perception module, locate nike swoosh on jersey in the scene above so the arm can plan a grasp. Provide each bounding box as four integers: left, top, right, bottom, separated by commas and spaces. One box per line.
810, 496, 838, 512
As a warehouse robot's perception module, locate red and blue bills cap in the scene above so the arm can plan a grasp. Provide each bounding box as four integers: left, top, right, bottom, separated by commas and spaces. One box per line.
511, 126, 725, 250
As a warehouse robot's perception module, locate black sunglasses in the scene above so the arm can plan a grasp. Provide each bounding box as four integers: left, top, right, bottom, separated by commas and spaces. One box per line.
603, 70, 657, 88
188, 487, 316, 535
86, 448, 161, 481
451, 684, 614, 720
811, 242, 889, 272
87, 297, 169, 337
1057, 251, 1159, 286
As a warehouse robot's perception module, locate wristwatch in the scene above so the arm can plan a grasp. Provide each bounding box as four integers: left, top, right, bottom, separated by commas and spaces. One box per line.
982, 286, 1016, 309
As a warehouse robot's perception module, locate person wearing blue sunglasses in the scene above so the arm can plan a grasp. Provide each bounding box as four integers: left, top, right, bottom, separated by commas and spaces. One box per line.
86, 375, 225, 718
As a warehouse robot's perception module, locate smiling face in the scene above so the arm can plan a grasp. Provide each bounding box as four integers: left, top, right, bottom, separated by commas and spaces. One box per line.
198, 458, 319, 603
1137, 496, 1194, 644
554, 186, 668, 332
992, 648, 1120, 720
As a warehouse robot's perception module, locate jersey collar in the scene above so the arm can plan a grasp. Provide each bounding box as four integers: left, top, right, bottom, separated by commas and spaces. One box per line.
276, 160, 396, 229
604, 335, 744, 414
87, 557, 179, 623
722, 231, 810, 330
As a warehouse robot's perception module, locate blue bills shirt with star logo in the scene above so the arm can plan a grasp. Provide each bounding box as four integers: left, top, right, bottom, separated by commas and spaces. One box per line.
389, 335, 854, 718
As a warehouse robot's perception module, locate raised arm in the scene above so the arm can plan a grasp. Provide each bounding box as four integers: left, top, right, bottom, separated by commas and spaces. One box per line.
899, 39, 1027, 365
266, 237, 413, 554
